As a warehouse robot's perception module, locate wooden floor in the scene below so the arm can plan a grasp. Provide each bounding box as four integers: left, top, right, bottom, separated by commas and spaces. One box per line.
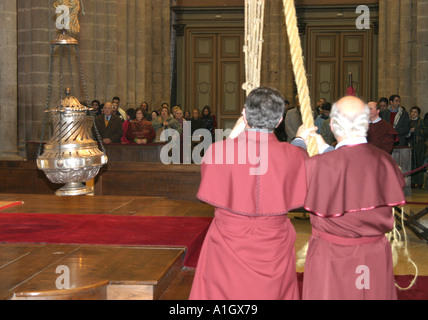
0, 190, 427, 300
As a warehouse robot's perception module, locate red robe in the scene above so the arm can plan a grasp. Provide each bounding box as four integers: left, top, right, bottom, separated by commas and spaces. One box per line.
367, 119, 398, 154
303, 143, 406, 300
189, 130, 307, 300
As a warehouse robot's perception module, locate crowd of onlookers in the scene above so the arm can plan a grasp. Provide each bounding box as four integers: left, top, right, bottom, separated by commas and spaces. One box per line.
89, 97, 217, 146
275, 94, 428, 188
90, 94, 427, 187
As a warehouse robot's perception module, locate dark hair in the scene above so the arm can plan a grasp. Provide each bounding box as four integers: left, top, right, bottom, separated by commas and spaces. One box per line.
410, 106, 421, 115
378, 97, 388, 104
202, 106, 211, 117
92, 100, 100, 106
126, 108, 136, 120
112, 96, 120, 102
322, 102, 332, 111
245, 87, 285, 131
389, 95, 400, 103
135, 107, 145, 117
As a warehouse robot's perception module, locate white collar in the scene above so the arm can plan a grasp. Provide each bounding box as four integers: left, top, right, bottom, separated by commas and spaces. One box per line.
369, 117, 382, 124
335, 137, 367, 149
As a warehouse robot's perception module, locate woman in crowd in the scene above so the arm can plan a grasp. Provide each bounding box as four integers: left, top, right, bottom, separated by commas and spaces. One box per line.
121, 108, 135, 144
201, 106, 216, 142
126, 107, 156, 144
184, 110, 191, 121
152, 106, 182, 136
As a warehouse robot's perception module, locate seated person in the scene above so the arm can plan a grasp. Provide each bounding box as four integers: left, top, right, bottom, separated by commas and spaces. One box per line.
126, 107, 156, 144
152, 106, 182, 137
121, 108, 136, 144
93, 102, 123, 144
190, 108, 204, 136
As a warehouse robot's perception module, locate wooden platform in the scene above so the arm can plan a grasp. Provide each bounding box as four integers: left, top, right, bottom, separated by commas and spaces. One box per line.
1, 192, 427, 300
0, 194, 214, 300
2, 244, 185, 300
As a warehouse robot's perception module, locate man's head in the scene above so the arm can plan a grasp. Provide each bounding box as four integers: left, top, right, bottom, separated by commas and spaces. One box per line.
321, 102, 332, 118
91, 100, 100, 110
317, 98, 326, 107
330, 96, 370, 141
103, 102, 113, 117
410, 106, 421, 119
368, 101, 380, 121
112, 97, 120, 106
244, 87, 285, 131
140, 102, 149, 112
389, 95, 401, 110
378, 97, 388, 112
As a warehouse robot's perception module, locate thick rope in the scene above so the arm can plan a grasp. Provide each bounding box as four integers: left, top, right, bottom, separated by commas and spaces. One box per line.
282, 0, 317, 156
388, 207, 418, 291
53, 0, 82, 35
242, 0, 265, 96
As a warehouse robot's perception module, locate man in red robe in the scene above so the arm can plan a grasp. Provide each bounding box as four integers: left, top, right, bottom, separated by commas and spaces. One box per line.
189, 87, 308, 300
294, 96, 406, 300
367, 101, 398, 154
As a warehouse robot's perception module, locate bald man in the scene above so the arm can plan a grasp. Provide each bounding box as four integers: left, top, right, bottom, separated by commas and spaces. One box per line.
294, 96, 406, 300
93, 102, 123, 144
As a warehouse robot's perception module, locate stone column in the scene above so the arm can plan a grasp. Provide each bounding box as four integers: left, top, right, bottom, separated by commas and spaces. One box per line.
17, 1, 57, 147
0, 0, 20, 160
399, 0, 412, 108
378, 0, 427, 113
416, 0, 428, 109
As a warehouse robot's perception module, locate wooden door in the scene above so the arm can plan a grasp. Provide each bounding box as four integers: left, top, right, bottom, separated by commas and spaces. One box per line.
307, 27, 372, 104
187, 28, 245, 130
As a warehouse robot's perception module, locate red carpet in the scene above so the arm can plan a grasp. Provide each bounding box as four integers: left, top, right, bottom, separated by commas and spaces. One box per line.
296, 273, 428, 300
0, 213, 212, 268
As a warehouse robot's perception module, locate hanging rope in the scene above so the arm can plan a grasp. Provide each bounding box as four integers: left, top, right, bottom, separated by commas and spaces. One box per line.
242, 0, 265, 96
282, 0, 317, 156
389, 207, 418, 291
53, 0, 84, 35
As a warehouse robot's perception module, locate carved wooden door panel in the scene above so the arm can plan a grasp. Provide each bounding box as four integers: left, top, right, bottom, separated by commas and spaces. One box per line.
308, 27, 371, 104
187, 29, 244, 130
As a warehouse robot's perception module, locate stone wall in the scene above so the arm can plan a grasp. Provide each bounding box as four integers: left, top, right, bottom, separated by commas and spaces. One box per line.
16, 0, 171, 154
1, 0, 428, 159
0, 0, 19, 159
378, 0, 428, 111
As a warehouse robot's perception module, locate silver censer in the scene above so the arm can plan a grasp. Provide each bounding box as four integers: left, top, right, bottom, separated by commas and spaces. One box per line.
37, 90, 107, 196
37, 30, 107, 196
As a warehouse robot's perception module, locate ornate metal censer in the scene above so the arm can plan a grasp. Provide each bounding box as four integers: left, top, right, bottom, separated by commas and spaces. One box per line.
37, 4, 107, 196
